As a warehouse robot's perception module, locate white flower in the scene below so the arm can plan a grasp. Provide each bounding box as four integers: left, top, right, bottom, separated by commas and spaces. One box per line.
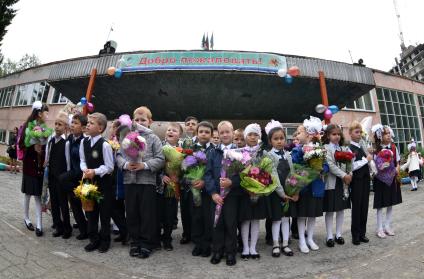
121, 138, 131, 149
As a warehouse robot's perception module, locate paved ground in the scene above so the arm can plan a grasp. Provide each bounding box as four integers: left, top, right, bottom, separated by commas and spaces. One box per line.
0, 171, 423, 279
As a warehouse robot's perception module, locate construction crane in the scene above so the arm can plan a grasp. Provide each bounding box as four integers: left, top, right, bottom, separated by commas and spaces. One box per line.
393, 0, 406, 51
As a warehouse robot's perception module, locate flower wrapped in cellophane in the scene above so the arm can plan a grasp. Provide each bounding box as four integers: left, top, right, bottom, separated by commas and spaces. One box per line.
181, 150, 208, 206
24, 120, 53, 147
240, 155, 278, 201
303, 144, 327, 171
74, 180, 103, 212
375, 149, 397, 186
162, 145, 184, 199
214, 149, 251, 227
334, 149, 355, 200
121, 131, 146, 162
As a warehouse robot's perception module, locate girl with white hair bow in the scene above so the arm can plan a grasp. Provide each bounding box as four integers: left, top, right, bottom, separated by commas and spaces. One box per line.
401, 139, 421, 191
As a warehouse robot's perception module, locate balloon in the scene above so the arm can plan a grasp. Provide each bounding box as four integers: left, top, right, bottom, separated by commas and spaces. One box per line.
324, 109, 333, 120
107, 67, 116, 76
87, 102, 95, 113
77, 102, 82, 107
80, 97, 87, 105
315, 104, 327, 114
288, 66, 300, 77
114, 68, 123, 78
277, 68, 287, 77
328, 105, 339, 114
285, 74, 293, 84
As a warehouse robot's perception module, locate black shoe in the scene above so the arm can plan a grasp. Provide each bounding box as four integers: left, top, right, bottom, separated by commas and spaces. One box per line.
35, 228, 43, 237
266, 238, 273, 246
359, 236, 370, 243
76, 233, 88, 240
201, 247, 211, 257
163, 242, 174, 251
98, 242, 110, 253
84, 242, 100, 252
62, 231, 72, 239
326, 239, 335, 247
272, 246, 281, 258
292, 232, 299, 240
250, 253, 260, 260
226, 254, 236, 266
73, 223, 79, 229
335, 237, 345, 245
138, 248, 151, 259
192, 246, 202, 256
129, 246, 141, 257
281, 246, 294, 257
210, 252, 223, 264
352, 238, 361, 245
24, 220, 34, 231
114, 234, 129, 245
112, 229, 120, 235
52, 230, 63, 237
180, 236, 190, 244
241, 254, 250, 260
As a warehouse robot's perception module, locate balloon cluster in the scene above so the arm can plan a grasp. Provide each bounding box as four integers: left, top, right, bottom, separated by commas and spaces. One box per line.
107, 67, 123, 78
76, 97, 95, 113
315, 104, 339, 120
277, 66, 300, 84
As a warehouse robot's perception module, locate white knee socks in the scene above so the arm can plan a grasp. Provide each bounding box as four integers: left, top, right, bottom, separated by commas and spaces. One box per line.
272, 220, 281, 246
335, 210, 344, 238
34, 196, 42, 230
376, 208, 384, 232
249, 220, 260, 255
297, 217, 307, 248
281, 217, 290, 247
306, 217, 317, 246
325, 212, 334, 240
24, 194, 31, 222
385, 206, 393, 230
241, 220, 250, 255
411, 176, 418, 189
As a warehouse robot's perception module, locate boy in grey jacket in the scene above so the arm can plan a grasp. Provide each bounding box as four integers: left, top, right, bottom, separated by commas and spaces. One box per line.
116, 106, 165, 259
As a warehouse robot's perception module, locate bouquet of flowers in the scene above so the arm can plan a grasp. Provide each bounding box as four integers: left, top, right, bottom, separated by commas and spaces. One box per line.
214, 149, 251, 227
181, 150, 208, 206
74, 180, 103, 212
334, 149, 355, 200
374, 149, 397, 186
121, 131, 147, 162
240, 155, 277, 201
162, 145, 184, 199
107, 139, 120, 151
24, 120, 53, 147
303, 144, 326, 171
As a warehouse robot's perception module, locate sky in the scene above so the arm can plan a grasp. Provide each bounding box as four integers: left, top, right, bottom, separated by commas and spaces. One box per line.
1, 0, 423, 71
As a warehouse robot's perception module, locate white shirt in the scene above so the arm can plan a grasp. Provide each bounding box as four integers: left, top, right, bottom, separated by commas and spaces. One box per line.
350, 141, 369, 171
220, 143, 233, 151
45, 133, 67, 167
79, 135, 114, 177
65, 134, 84, 171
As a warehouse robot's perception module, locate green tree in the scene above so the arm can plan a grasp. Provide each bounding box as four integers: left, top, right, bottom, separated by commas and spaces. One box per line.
0, 53, 41, 76
0, 0, 20, 63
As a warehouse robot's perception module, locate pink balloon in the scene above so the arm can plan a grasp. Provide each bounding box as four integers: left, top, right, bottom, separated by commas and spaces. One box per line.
324, 109, 333, 120
87, 102, 95, 113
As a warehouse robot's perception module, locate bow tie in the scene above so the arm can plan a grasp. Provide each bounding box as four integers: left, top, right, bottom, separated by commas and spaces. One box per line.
274, 150, 283, 156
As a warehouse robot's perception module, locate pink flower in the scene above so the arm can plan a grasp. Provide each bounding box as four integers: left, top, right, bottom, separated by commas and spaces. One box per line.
250, 167, 260, 175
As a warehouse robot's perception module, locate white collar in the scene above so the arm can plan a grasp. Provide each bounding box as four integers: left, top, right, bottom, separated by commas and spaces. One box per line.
350, 141, 360, 148
221, 143, 233, 150
329, 142, 339, 149
271, 147, 283, 154
90, 135, 102, 146
53, 134, 66, 143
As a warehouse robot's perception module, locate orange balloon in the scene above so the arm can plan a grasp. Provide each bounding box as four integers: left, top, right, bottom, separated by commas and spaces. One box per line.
107, 67, 116, 76
288, 66, 300, 77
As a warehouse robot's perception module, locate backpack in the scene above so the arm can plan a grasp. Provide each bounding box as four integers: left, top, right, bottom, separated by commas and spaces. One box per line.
16, 125, 25, 160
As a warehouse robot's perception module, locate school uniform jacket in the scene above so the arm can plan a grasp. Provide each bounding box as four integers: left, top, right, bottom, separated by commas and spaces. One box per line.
324, 143, 350, 190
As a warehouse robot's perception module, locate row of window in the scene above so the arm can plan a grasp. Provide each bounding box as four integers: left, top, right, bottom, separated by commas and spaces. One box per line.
344, 92, 374, 111
0, 82, 68, 108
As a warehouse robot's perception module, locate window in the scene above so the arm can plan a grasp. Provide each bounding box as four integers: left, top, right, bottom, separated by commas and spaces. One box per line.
0, 86, 14, 108
344, 92, 374, 111
378, 87, 422, 153
50, 88, 69, 104
14, 81, 49, 106
0, 129, 6, 143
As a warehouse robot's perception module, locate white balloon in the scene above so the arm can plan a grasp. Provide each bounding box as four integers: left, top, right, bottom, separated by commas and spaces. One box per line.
277, 68, 287, 77
77, 102, 82, 107
315, 104, 327, 114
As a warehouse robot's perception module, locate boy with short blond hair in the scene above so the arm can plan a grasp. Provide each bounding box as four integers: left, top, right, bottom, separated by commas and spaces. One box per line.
80, 112, 114, 253
117, 106, 165, 258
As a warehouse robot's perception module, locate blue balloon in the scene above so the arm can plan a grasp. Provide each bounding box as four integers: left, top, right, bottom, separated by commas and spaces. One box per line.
80, 97, 87, 105
285, 74, 294, 84
328, 105, 339, 114
114, 68, 123, 78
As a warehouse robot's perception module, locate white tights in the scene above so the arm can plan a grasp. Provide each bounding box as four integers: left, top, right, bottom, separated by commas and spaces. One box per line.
241, 220, 260, 255
24, 194, 42, 230
325, 210, 345, 240
376, 207, 393, 232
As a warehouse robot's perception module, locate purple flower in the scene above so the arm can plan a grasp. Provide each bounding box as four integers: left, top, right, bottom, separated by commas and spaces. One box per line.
250, 167, 260, 175
194, 151, 207, 163
182, 155, 198, 170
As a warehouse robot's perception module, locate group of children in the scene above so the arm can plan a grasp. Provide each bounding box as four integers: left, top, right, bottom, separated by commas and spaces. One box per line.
18, 101, 404, 266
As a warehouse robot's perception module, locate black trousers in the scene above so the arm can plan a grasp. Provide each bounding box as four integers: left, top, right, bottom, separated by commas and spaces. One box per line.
180, 188, 192, 239
86, 184, 113, 244
125, 184, 157, 249
48, 176, 72, 233
191, 191, 213, 251
212, 192, 239, 255
68, 190, 87, 235
350, 173, 370, 239
111, 197, 127, 238
157, 193, 177, 244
